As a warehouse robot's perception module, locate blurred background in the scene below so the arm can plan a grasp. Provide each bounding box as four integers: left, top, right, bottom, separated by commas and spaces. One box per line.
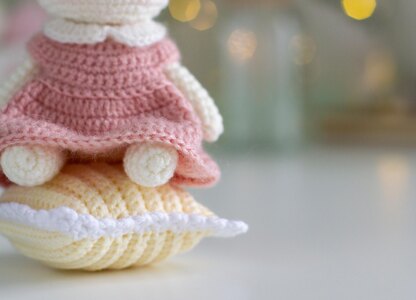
2, 1, 416, 299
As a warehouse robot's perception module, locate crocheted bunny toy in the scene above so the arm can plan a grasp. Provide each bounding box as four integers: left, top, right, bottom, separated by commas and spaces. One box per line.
0, 0, 224, 188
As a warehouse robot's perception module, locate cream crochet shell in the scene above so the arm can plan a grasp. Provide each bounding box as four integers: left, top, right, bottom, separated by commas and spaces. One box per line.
37, 0, 169, 24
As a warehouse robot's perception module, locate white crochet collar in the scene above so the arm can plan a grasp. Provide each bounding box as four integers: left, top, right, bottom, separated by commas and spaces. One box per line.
44, 19, 167, 47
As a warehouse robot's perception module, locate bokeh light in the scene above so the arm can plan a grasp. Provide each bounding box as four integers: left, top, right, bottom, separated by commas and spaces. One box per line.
190, 0, 218, 31
227, 29, 258, 63
342, 0, 377, 20
169, 0, 201, 22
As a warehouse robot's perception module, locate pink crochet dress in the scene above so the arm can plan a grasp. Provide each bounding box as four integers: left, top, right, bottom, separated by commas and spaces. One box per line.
0, 34, 220, 187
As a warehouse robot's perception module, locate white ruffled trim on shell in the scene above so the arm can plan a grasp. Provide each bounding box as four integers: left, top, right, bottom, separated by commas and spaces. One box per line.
0, 203, 249, 240
44, 18, 167, 47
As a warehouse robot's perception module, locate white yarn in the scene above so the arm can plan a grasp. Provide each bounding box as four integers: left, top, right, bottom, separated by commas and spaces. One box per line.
165, 63, 224, 142
0, 202, 249, 240
124, 143, 178, 188
44, 19, 167, 47
0, 57, 37, 109
37, 0, 169, 24
1, 145, 65, 187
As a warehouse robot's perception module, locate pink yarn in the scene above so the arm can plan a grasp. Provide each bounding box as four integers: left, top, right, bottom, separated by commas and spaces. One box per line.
0, 34, 220, 187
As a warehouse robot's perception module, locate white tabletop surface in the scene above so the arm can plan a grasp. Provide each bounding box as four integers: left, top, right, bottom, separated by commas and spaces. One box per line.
1, 146, 416, 300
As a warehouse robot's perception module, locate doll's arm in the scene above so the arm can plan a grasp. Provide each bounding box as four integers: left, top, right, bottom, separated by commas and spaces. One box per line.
165, 63, 224, 143
0, 57, 37, 109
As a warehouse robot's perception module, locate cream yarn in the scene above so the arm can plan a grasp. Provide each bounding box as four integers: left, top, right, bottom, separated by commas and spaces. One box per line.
1, 145, 65, 187
37, 0, 169, 24
44, 18, 167, 47
165, 63, 224, 142
124, 143, 178, 188
0, 163, 248, 271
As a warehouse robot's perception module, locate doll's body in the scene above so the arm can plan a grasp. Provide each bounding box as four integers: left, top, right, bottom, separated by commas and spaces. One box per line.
0, 0, 223, 188
0, 1, 248, 271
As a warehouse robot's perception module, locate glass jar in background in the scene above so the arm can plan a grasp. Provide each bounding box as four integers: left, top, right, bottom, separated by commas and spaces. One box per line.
218, 0, 306, 152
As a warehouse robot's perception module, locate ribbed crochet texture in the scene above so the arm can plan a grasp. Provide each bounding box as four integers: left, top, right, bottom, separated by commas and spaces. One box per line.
0, 163, 248, 271
0, 0, 245, 272
1, 145, 65, 187
0, 35, 220, 187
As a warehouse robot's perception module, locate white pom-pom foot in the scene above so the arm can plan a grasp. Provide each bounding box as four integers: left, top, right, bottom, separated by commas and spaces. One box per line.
124, 143, 178, 188
1, 145, 66, 187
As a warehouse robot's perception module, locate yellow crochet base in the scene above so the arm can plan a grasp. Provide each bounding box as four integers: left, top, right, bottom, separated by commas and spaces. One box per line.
0, 222, 206, 271
0, 164, 238, 271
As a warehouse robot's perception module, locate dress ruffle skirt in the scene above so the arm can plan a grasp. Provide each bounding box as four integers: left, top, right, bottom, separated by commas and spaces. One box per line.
0, 34, 220, 187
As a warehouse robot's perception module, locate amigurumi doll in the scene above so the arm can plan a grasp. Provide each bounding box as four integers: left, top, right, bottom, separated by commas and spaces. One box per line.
0, 0, 224, 188
0, 0, 247, 271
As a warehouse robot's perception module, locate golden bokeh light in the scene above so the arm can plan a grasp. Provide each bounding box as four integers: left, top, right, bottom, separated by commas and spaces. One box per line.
227, 29, 258, 63
190, 0, 218, 31
169, 0, 201, 23
342, 0, 377, 20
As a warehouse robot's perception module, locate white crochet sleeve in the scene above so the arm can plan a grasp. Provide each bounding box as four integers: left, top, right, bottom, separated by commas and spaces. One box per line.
165, 63, 224, 143
0, 57, 37, 109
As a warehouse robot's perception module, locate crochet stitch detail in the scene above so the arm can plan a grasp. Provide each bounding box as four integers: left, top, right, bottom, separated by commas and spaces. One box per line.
124, 143, 178, 187
0, 163, 247, 270
0, 203, 248, 240
44, 18, 167, 47
165, 63, 224, 142
0, 35, 220, 187
1, 145, 65, 187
